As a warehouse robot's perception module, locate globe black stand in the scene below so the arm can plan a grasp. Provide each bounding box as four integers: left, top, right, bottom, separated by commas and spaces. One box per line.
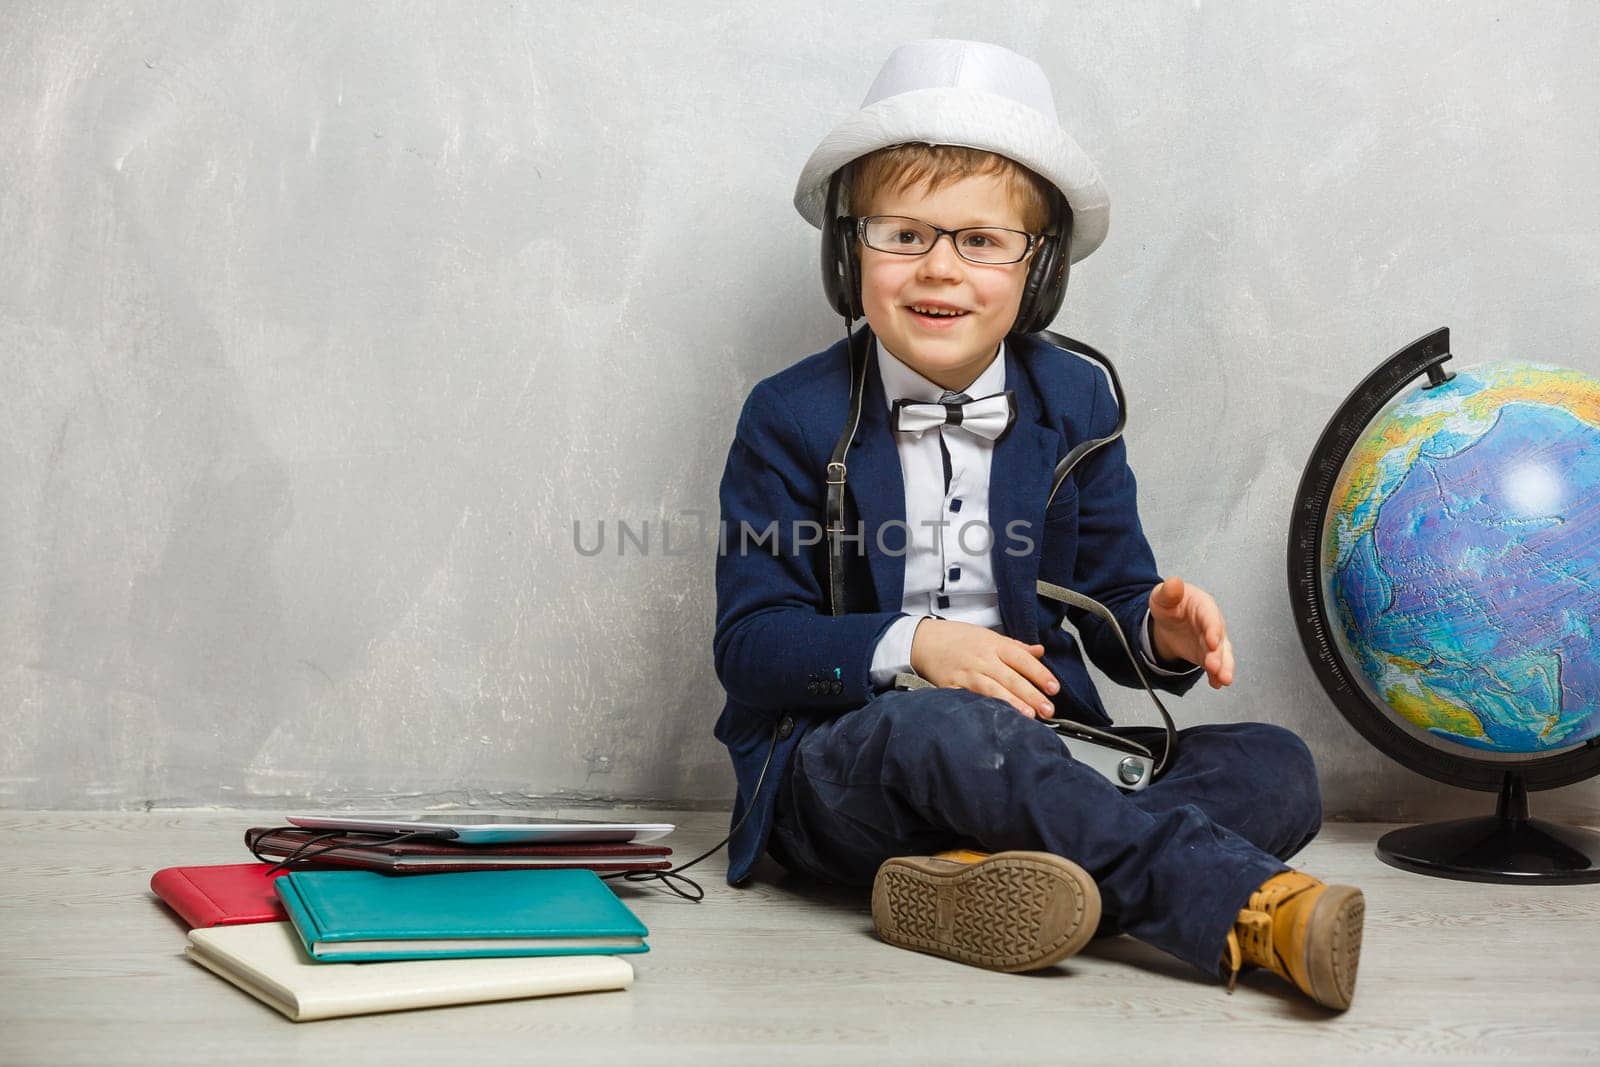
1377, 772, 1600, 884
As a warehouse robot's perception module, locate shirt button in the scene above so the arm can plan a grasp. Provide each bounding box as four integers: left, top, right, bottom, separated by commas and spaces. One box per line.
937, 595, 950, 609
948, 566, 961, 582
950, 498, 963, 512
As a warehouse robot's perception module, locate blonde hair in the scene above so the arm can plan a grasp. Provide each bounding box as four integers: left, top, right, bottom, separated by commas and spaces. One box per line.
843, 144, 1055, 234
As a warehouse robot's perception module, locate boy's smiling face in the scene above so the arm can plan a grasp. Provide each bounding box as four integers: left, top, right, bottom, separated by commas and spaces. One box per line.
856, 171, 1035, 393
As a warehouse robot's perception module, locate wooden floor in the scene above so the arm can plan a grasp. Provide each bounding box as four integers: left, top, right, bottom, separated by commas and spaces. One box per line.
4, 810, 1599, 1065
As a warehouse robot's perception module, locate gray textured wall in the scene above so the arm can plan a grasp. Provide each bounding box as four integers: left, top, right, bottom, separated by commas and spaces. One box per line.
3, 1, 1597, 822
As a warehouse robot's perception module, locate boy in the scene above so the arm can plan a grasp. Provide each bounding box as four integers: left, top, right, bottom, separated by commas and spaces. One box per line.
712, 40, 1364, 1010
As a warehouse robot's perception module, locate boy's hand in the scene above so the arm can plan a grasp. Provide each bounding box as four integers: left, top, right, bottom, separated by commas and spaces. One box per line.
909, 618, 1059, 719
1148, 576, 1236, 689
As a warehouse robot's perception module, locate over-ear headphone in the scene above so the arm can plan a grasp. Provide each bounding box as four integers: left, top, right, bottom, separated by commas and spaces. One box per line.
820, 163, 1074, 335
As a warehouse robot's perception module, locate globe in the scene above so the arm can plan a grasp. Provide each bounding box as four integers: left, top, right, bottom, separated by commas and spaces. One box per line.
1322, 360, 1600, 756
1289, 328, 1600, 883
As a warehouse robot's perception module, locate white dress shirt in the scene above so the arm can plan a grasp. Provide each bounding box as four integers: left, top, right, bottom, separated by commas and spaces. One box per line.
866, 338, 1198, 689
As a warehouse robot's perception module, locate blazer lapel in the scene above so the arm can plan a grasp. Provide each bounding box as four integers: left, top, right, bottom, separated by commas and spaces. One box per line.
843, 349, 908, 615
989, 342, 1063, 643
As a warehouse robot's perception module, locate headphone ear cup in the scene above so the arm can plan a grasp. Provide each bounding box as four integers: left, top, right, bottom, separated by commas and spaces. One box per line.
820, 210, 847, 318
820, 171, 862, 319
1032, 233, 1070, 332
842, 224, 862, 320
1012, 238, 1048, 335
1012, 194, 1073, 335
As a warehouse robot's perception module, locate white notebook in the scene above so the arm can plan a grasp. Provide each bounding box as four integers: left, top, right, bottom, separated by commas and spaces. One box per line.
186, 922, 634, 1022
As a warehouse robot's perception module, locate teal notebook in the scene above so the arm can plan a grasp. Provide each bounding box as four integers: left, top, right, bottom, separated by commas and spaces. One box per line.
275, 868, 649, 962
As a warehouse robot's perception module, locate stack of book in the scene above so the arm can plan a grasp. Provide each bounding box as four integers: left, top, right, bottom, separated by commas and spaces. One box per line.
151, 817, 675, 1022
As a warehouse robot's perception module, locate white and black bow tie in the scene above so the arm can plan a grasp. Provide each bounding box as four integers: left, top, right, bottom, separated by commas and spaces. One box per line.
891, 390, 1017, 441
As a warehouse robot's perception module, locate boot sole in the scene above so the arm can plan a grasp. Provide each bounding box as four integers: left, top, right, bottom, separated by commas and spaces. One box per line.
1302, 885, 1365, 1010
871, 851, 1101, 973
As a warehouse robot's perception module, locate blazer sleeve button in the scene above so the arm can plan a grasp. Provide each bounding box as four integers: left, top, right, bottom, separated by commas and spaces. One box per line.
777, 715, 794, 740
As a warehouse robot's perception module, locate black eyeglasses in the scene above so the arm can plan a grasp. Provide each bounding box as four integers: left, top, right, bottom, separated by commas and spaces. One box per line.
850, 215, 1040, 265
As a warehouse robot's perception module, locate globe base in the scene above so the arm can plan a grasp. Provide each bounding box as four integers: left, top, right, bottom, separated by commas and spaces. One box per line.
1376, 774, 1600, 884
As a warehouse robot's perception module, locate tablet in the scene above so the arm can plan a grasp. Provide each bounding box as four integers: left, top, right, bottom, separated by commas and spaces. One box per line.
285, 813, 675, 845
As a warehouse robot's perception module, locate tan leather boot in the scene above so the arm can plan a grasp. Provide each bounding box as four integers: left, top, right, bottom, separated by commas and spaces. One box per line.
1222, 871, 1365, 1010
871, 850, 1101, 973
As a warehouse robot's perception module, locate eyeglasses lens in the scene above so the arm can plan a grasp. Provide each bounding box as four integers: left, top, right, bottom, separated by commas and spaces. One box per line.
860, 216, 1029, 264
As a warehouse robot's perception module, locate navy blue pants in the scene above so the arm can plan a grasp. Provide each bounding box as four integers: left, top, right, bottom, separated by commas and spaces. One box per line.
767, 688, 1323, 977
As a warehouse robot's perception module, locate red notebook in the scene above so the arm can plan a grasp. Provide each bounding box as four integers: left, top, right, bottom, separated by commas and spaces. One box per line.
151, 862, 291, 928
244, 827, 674, 875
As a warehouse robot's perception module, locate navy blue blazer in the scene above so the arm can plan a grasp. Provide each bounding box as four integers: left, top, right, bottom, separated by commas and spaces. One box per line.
712, 329, 1201, 885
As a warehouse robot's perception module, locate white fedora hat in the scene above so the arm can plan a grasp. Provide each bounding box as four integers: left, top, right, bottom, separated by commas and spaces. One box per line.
794, 39, 1110, 264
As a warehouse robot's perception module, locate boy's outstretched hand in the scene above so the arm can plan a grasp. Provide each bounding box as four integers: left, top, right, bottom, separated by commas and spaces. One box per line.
1148, 575, 1235, 689
909, 618, 1059, 720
